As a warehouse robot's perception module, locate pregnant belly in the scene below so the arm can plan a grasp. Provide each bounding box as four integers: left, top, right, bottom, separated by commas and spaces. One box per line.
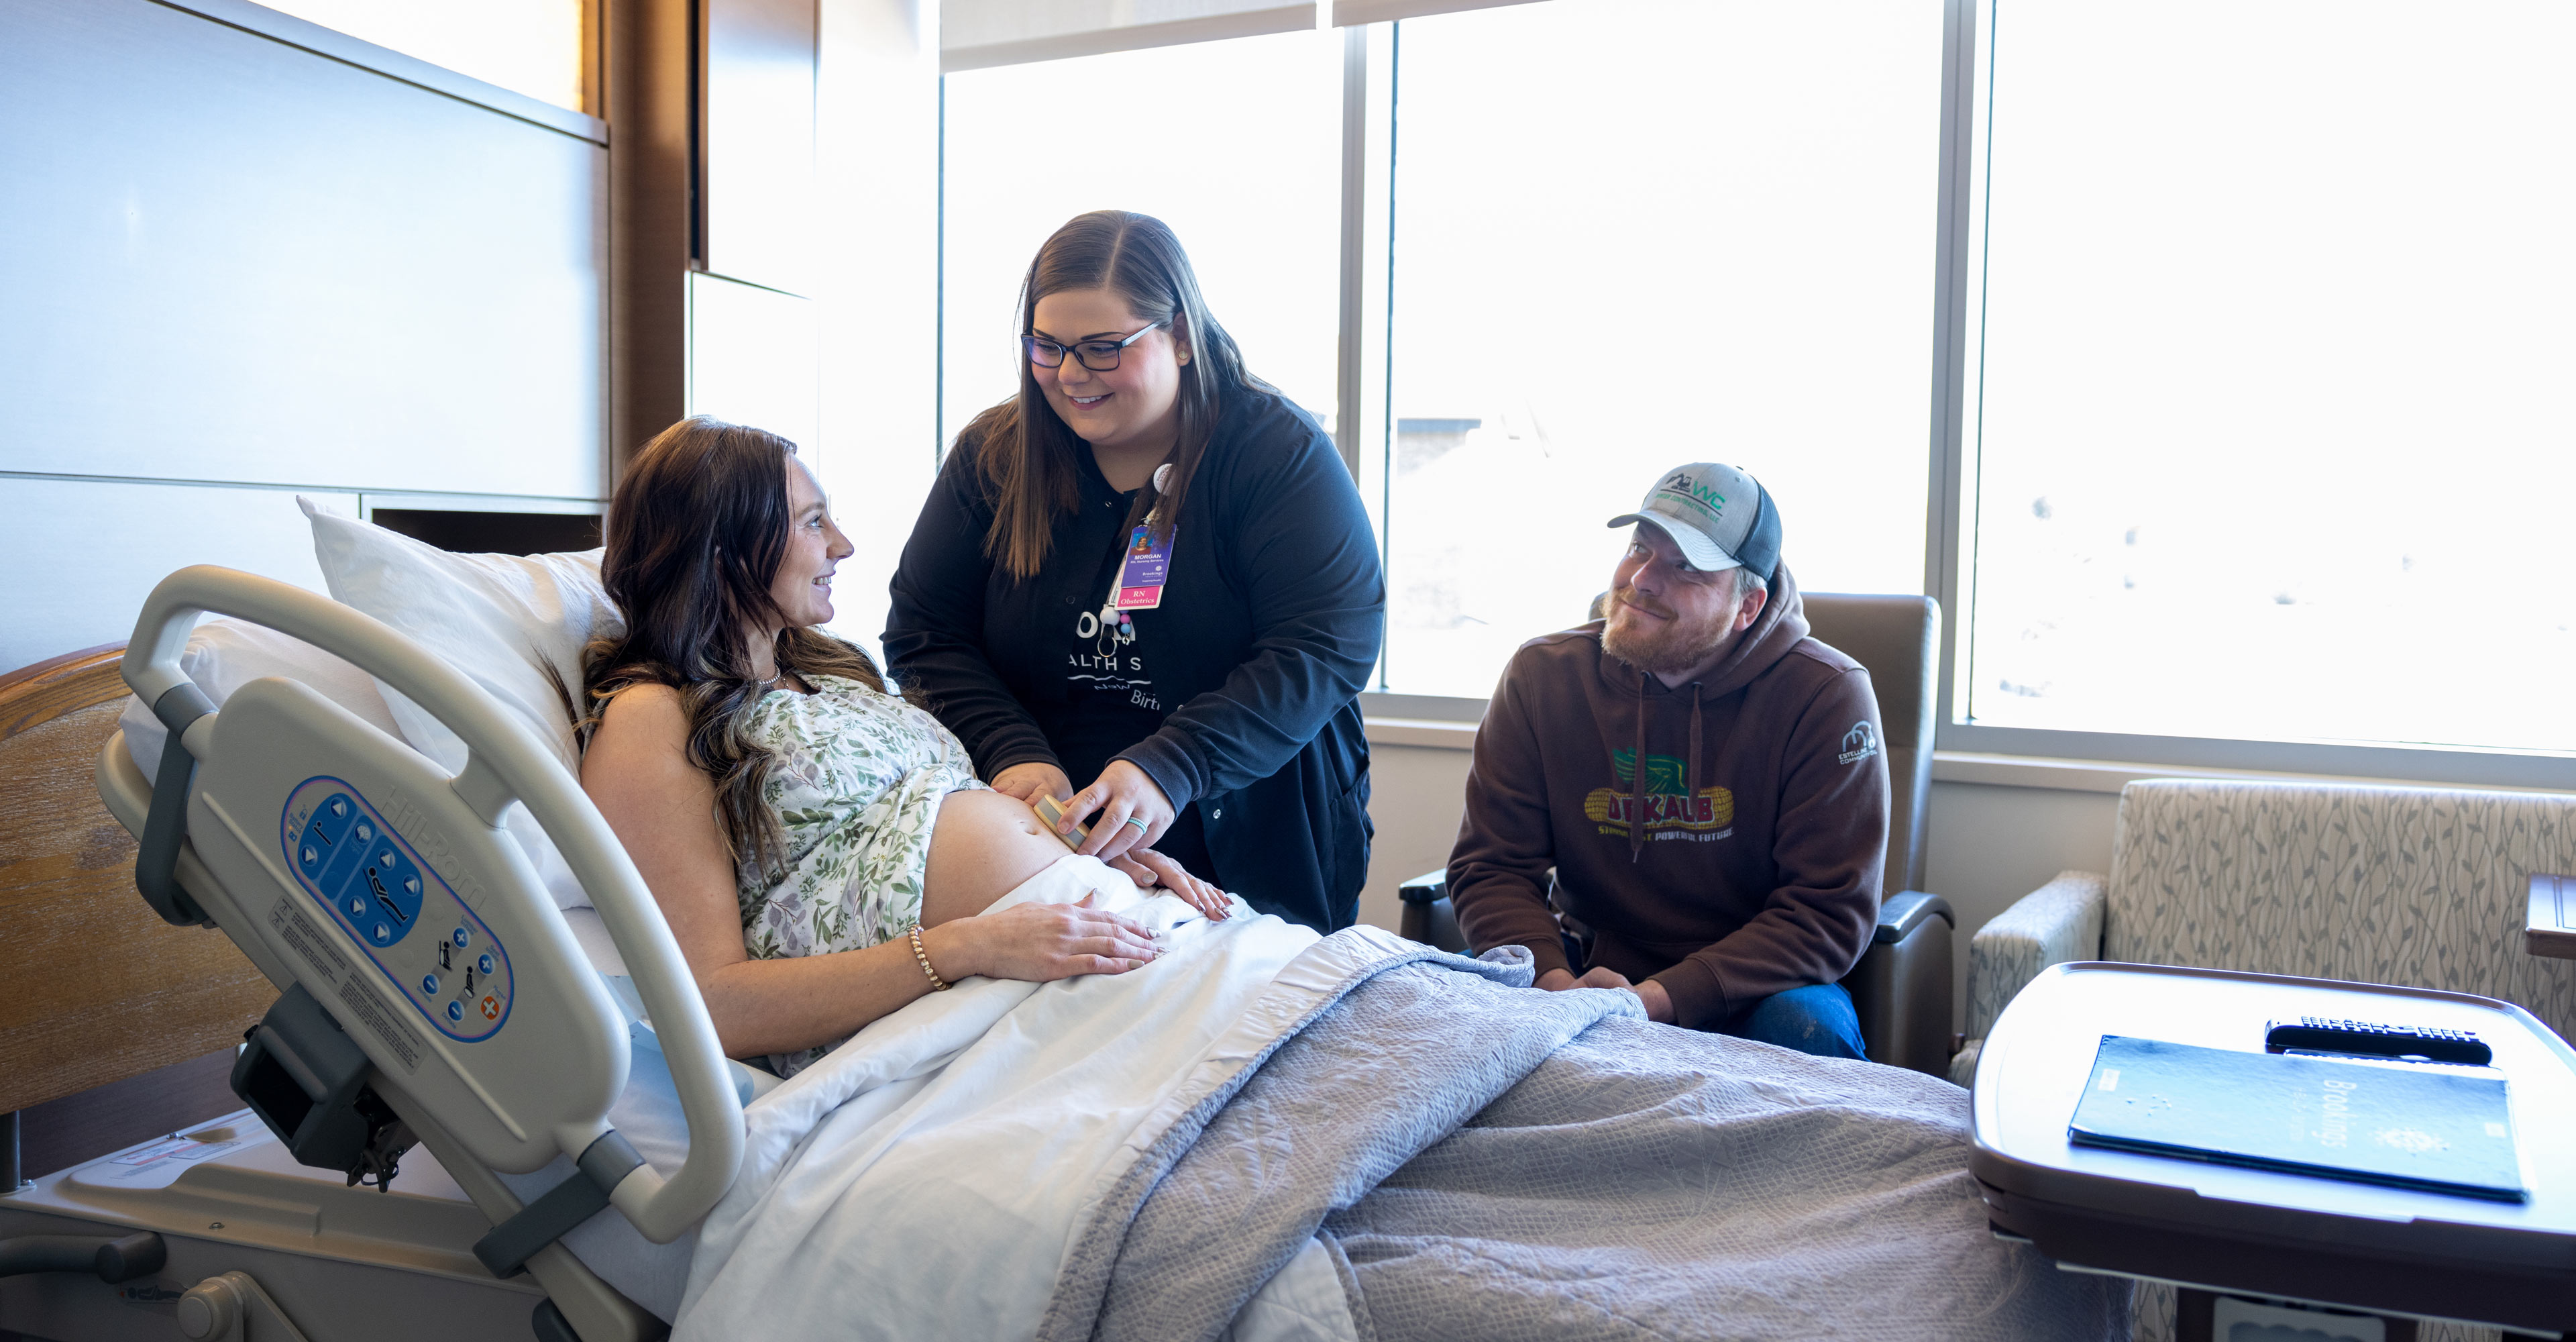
919, 789, 1087, 927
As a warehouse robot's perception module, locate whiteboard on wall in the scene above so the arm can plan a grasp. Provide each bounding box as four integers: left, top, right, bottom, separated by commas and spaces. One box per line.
0, 0, 608, 501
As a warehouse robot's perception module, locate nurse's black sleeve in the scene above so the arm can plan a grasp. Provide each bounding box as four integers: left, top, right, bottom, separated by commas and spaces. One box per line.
1114, 425, 1384, 810
883, 443, 1059, 780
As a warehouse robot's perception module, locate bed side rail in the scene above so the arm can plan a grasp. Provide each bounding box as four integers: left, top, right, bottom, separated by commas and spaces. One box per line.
124, 564, 741, 1243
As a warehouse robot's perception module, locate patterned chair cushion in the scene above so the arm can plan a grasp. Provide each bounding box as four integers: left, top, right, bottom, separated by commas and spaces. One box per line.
1966, 870, 2106, 1041
2105, 780, 2576, 1043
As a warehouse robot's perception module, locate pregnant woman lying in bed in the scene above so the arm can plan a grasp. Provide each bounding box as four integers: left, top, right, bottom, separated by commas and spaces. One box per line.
579, 415, 1232, 1074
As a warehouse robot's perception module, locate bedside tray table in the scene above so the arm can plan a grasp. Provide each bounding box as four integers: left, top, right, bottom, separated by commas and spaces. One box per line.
1969, 962, 2576, 1337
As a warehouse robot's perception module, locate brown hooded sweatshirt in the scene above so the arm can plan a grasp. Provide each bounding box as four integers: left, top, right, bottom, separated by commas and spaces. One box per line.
1447, 566, 1890, 1032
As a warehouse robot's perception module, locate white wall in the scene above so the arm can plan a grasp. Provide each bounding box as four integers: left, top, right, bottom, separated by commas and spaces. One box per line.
0, 478, 357, 672
810, 0, 941, 666
1353, 739, 1477, 933
1917, 780, 2118, 1009
1355, 731, 2125, 1022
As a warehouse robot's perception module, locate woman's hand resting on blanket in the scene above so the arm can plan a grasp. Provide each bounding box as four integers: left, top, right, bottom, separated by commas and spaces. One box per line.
1537, 967, 1675, 1024
926, 894, 1165, 981
1110, 849, 1232, 921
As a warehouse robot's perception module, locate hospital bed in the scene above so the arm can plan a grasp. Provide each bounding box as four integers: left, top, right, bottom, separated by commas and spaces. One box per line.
1, 566, 737, 1342
0, 558, 1455, 1342
0, 554, 2126, 1342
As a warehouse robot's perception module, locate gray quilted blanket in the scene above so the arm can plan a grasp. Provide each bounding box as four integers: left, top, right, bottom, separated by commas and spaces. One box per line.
1043, 953, 2132, 1342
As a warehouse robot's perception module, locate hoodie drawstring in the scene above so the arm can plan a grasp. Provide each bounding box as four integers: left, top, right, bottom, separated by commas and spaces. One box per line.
1629, 678, 1648, 862
1688, 682, 1703, 820
1627, 676, 1707, 863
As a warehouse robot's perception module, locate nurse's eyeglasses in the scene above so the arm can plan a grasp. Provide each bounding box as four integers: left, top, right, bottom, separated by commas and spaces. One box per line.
1023, 319, 1169, 372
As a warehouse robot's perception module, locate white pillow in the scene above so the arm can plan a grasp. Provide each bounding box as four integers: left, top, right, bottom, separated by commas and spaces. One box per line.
299, 497, 625, 912
119, 617, 405, 779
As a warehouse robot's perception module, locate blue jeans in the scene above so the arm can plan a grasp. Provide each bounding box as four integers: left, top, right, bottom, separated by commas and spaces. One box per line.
1719, 982, 1868, 1060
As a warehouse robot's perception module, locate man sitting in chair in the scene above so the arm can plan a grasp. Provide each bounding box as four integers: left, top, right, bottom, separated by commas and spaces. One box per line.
1448, 462, 1888, 1059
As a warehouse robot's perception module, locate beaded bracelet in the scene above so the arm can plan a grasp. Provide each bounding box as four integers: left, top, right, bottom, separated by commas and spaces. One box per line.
908, 925, 949, 992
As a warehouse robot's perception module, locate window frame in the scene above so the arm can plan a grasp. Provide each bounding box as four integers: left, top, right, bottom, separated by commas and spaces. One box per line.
948, 3, 2576, 791
1924, 0, 2576, 792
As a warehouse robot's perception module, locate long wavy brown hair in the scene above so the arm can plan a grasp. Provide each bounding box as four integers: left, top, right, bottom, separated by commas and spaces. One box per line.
961, 210, 1270, 580
581, 416, 898, 884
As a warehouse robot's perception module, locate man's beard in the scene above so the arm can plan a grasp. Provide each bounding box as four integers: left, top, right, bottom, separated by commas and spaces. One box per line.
1601, 585, 1741, 679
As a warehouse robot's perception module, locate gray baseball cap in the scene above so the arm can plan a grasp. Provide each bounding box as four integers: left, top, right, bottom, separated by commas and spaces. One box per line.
1606, 462, 1781, 582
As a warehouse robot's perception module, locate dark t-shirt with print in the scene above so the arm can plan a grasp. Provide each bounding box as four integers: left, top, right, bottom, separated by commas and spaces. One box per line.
1040, 483, 1214, 874
883, 384, 1383, 931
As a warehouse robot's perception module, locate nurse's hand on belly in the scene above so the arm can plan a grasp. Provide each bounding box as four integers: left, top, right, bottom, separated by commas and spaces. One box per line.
988, 761, 1074, 807
922, 790, 1227, 922
1059, 760, 1175, 862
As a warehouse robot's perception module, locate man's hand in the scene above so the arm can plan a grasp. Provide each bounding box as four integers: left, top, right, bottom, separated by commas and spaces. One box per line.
1537, 966, 1675, 1023
1537, 966, 1632, 991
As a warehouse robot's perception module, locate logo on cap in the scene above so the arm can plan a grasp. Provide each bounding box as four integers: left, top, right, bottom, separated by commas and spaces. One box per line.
1657, 471, 1728, 521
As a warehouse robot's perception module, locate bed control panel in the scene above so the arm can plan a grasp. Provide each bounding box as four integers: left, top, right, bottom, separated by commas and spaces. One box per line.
281, 776, 514, 1043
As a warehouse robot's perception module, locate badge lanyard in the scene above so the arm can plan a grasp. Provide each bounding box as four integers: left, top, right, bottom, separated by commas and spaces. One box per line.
1096, 464, 1176, 648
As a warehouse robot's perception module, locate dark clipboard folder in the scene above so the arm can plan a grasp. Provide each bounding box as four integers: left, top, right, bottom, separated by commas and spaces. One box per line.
2068, 1035, 2526, 1202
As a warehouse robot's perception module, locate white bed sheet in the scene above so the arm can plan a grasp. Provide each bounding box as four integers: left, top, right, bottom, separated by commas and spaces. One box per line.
509, 856, 1363, 1341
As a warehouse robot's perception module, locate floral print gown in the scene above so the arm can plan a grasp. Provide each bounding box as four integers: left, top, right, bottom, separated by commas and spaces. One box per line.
736, 674, 989, 1074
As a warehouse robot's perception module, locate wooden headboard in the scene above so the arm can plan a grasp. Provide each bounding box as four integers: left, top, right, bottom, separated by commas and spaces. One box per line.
0, 643, 276, 1115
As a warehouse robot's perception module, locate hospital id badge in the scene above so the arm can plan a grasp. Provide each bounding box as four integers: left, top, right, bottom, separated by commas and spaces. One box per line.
1114, 525, 1172, 611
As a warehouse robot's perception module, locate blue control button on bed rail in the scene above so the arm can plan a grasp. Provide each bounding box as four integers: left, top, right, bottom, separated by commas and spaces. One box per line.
280, 777, 516, 1044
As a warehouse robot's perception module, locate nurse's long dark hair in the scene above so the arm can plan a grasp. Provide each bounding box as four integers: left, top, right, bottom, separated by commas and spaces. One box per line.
964, 210, 1269, 580
582, 416, 896, 882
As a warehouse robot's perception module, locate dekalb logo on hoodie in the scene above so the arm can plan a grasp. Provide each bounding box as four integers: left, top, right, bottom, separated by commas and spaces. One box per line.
1585, 749, 1734, 842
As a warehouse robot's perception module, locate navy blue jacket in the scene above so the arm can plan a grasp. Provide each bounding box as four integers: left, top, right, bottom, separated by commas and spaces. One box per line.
883, 387, 1383, 931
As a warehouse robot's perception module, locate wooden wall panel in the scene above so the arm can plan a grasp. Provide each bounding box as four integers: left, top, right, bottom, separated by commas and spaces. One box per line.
608, 0, 695, 464
0, 0, 607, 499
0, 650, 276, 1117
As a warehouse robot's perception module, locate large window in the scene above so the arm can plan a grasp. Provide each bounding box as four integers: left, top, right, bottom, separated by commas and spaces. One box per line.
934, 0, 2576, 782
1960, 1, 2576, 758
940, 32, 1344, 451
1376, 0, 1943, 697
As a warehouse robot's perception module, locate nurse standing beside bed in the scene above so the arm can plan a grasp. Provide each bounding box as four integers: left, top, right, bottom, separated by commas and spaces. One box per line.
578, 417, 1230, 1075
885, 210, 1384, 934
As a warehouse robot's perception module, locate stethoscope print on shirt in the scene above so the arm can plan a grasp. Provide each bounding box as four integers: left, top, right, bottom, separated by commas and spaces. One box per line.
1069, 605, 1161, 712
